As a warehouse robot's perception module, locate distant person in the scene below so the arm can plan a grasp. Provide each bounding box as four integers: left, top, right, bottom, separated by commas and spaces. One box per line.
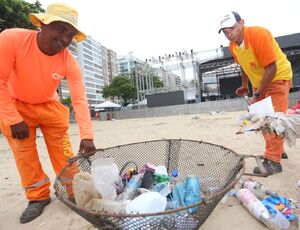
0, 3, 96, 223
218, 11, 292, 175
95, 111, 100, 120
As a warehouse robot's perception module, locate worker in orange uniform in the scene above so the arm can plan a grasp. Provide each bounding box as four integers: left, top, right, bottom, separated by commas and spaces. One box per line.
0, 3, 96, 223
218, 11, 292, 176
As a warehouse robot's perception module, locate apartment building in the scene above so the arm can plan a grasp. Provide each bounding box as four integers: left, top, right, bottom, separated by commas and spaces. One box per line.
101, 46, 109, 87
107, 49, 118, 82
60, 36, 105, 106
78, 36, 104, 106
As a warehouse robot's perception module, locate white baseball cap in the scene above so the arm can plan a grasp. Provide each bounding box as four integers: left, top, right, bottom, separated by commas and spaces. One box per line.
218, 11, 241, 33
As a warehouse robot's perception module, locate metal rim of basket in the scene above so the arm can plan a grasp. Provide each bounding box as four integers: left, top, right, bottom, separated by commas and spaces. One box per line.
54, 138, 246, 218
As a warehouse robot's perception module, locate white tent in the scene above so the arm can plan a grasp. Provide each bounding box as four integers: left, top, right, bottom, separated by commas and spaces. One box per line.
138, 98, 147, 105
98, 100, 121, 108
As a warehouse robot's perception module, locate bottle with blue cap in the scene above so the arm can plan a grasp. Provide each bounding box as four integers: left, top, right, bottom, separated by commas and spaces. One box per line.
170, 169, 184, 185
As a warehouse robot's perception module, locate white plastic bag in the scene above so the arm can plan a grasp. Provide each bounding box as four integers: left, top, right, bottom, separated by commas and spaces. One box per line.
126, 191, 167, 214
91, 157, 122, 200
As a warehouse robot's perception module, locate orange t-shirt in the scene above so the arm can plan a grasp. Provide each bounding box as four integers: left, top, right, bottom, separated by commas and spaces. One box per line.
0, 28, 93, 140
229, 26, 292, 88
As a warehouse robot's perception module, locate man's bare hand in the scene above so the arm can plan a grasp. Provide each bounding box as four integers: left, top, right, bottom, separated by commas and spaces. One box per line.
235, 86, 249, 97
78, 139, 96, 155
249, 96, 259, 105
10, 121, 30, 139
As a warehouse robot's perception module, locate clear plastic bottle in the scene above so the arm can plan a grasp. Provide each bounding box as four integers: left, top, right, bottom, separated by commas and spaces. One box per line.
169, 169, 185, 209
263, 209, 290, 230
120, 173, 143, 200
169, 169, 184, 185
242, 179, 278, 199
237, 187, 290, 230
236, 188, 270, 221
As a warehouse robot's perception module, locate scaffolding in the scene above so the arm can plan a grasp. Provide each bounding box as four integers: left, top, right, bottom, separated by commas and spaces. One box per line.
197, 47, 300, 101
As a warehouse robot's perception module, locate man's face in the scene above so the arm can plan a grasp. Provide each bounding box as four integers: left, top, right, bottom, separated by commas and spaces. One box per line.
39, 21, 77, 55
222, 20, 244, 44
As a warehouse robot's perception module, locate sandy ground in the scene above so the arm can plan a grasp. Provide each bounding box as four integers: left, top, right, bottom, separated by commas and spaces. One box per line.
0, 111, 299, 230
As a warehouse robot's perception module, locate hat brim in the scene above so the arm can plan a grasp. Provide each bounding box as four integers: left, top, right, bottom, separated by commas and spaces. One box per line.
29, 13, 87, 42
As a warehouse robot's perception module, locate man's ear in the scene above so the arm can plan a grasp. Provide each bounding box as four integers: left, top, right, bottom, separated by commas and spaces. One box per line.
240, 19, 245, 26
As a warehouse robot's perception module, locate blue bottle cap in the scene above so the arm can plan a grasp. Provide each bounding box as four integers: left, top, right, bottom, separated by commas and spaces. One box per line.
171, 169, 179, 177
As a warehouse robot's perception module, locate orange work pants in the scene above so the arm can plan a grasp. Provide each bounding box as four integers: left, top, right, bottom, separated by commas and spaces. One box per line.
257, 80, 291, 163
0, 100, 75, 201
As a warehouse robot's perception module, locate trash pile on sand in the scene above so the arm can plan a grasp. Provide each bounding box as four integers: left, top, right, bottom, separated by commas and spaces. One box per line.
222, 177, 300, 230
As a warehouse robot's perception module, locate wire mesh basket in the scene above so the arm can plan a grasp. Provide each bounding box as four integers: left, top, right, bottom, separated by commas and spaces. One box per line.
54, 139, 245, 229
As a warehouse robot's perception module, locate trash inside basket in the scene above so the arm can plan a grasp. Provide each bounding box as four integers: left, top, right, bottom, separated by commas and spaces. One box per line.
54, 139, 245, 229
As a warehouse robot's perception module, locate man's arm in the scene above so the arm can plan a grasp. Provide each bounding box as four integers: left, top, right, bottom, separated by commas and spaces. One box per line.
0, 29, 28, 139
241, 68, 249, 89
236, 68, 249, 96
65, 54, 96, 154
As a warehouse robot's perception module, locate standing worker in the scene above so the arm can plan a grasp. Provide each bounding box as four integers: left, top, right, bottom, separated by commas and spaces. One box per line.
0, 3, 96, 223
218, 11, 292, 175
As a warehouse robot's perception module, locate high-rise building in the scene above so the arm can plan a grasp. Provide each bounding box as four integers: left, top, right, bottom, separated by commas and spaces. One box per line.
101, 45, 109, 86
60, 36, 105, 106
107, 49, 118, 81
78, 36, 104, 106
101, 46, 119, 86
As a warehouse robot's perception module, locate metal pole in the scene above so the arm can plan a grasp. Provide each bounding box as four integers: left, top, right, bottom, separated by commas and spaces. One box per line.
134, 62, 140, 106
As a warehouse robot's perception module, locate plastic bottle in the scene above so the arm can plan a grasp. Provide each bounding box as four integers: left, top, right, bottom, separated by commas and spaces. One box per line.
119, 173, 143, 200
236, 188, 271, 221
263, 208, 290, 230
237, 188, 290, 230
236, 188, 267, 218
153, 165, 170, 184
170, 169, 184, 185
242, 179, 278, 199
184, 175, 202, 213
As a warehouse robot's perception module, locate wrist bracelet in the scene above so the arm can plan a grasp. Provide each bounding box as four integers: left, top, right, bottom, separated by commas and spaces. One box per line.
254, 92, 260, 98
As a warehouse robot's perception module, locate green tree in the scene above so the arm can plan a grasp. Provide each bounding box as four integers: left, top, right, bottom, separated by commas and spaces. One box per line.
153, 76, 164, 88
60, 96, 73, 112
0, 0, 44, 31
103, 76, 137, 104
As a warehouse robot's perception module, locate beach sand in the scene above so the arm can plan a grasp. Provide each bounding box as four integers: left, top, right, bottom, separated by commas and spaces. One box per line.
0, 111, 299, 230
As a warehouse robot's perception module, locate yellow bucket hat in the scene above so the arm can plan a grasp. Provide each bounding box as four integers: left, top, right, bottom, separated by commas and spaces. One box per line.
29, 2, 87, 42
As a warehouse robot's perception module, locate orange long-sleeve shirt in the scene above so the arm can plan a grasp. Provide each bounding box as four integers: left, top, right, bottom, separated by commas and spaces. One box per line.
0, 28, 93, 140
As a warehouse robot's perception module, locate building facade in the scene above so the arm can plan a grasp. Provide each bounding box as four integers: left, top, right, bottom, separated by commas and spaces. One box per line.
101, 45, 109, 87
59, 36, 120, 106
116, 53, 182, 103
78, 36, 104, 106
107, 49, 118, 82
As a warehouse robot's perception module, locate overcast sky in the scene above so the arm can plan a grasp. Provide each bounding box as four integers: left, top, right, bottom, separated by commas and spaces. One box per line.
26, 0, 300, 61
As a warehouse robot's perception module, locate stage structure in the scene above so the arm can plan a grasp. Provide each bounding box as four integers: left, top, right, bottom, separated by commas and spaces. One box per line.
197, 33, 300, 101
146, 48, 224, 101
